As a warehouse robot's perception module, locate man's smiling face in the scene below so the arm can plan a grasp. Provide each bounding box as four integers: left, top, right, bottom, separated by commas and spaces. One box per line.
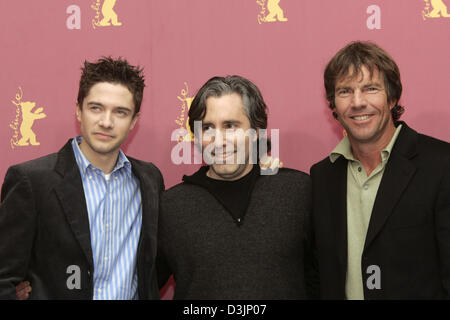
333, 65, 396, 146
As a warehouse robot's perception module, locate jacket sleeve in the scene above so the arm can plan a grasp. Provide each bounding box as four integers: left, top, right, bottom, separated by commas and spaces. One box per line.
435, 157, 450, 299
0, 166, 37, 299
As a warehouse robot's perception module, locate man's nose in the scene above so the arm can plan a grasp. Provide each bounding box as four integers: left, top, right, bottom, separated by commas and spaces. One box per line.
99, 111, 114, 128
351, 90, 367, 108
214, 129, 227, 148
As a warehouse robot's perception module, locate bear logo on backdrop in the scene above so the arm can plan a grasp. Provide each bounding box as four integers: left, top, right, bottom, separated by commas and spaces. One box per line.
66, 0, 123, 30
91, 0, 122, 29
174, 82, 195, 143
257, 0, 288, 24
10, 87, 46, 149
422, 0, 450, 19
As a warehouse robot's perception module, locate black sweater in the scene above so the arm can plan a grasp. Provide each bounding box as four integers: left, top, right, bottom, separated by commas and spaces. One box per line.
157, 167, 319, 299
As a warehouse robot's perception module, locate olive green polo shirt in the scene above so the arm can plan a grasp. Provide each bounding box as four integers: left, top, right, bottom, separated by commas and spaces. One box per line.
329, 124, 402, 300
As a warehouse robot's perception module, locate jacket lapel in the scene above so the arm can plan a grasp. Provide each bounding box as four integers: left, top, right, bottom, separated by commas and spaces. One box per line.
364, 123, 418, 252
53, 140, 94, 270
131, 160, 160, 262
328, 156, 349, 276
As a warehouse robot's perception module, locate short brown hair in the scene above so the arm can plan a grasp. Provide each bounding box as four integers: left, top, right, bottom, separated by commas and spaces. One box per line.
77, 57, 145, 115
324, 41, 404, 122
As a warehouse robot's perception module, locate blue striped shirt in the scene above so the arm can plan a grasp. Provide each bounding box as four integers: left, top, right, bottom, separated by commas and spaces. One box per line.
72, 137, 142, 300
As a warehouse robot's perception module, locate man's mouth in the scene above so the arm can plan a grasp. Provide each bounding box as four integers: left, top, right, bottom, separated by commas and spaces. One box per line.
214, 152, 235, 158
350, 114, 373, 121
94, 133, 114, 140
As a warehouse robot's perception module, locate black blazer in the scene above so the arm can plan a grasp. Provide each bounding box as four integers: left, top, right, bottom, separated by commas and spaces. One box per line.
0, 139, 164, 299
310, 122, 450, 299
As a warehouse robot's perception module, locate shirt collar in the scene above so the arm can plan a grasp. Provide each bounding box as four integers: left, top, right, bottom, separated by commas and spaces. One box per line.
71, 136, 132, 178
329, 124, 403, 163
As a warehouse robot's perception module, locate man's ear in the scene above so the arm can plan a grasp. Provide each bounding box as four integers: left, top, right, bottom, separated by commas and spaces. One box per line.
76, 103, 82, 122
389, 100, 397, 110
332, 110, 338, 119
130, 112, 140, 131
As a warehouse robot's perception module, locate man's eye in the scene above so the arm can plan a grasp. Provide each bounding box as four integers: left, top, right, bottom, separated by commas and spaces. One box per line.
91, 106, 101, 111
225, 123, 236, 129
366, 87, 379, 93
337, 89, 350, 96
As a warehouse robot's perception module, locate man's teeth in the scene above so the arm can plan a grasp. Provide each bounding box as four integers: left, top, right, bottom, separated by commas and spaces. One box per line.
353, 115, 371, 120
217, 153, 234, 157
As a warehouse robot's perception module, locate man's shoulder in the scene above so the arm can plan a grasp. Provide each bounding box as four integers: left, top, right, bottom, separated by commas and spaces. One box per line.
127, 156, 165, 190
8, 152, 59, 176
310, 156, 333, 173
128, 156, 162, 174
416, 132, 450, 156
255, 168, 311, 198
260, 167, 310, 184
162, 180, 202, 200
2, 153, 60, 196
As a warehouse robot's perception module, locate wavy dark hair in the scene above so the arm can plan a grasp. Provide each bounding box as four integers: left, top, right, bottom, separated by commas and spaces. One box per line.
77, 56, 145, 115
188, 75, 268, 132
324, 41, 404, 122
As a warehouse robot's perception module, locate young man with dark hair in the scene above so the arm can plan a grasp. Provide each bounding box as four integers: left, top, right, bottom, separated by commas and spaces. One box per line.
311, 41, 450, 299
157, 75, 318, 299
0, 57, 164, 299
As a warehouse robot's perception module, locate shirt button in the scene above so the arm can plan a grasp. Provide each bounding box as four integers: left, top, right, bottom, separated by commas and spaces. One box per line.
363, 185, 369, 190
358, 167, 362, 172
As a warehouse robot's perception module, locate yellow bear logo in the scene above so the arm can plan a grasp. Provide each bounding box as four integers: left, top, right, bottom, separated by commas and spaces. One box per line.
265, 0, 288, 22
98, 0, 122, 27
182, 97, 195, 142
98, 0, 122, 26
423, 0, 450, 19
16, 101, 46, 146
175, 83, 195, 142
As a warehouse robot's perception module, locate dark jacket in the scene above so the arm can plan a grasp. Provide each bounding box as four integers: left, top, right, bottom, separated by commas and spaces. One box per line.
310, 122, 450, 299
0, 139, 164, 299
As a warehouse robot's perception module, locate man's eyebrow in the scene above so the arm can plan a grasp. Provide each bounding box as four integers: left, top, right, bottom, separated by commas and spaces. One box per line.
116, 106, 133, 112
223, 120, 242, 125
363, 81, 383, 87
86, 102, 132, 111
87, 101, 104, 106
335, 85, 351, 91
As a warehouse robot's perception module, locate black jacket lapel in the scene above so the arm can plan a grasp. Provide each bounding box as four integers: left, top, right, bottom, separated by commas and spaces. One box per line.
53, 140, 94, 270
364, 123, 418, 252
328, 156, 349, 277
131, 160, 160, 262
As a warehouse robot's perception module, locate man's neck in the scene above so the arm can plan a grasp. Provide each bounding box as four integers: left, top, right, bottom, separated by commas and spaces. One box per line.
349, 124, 396, 176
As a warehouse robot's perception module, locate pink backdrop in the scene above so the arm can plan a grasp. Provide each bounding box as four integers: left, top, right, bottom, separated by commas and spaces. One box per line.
1, 0, 449, 299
